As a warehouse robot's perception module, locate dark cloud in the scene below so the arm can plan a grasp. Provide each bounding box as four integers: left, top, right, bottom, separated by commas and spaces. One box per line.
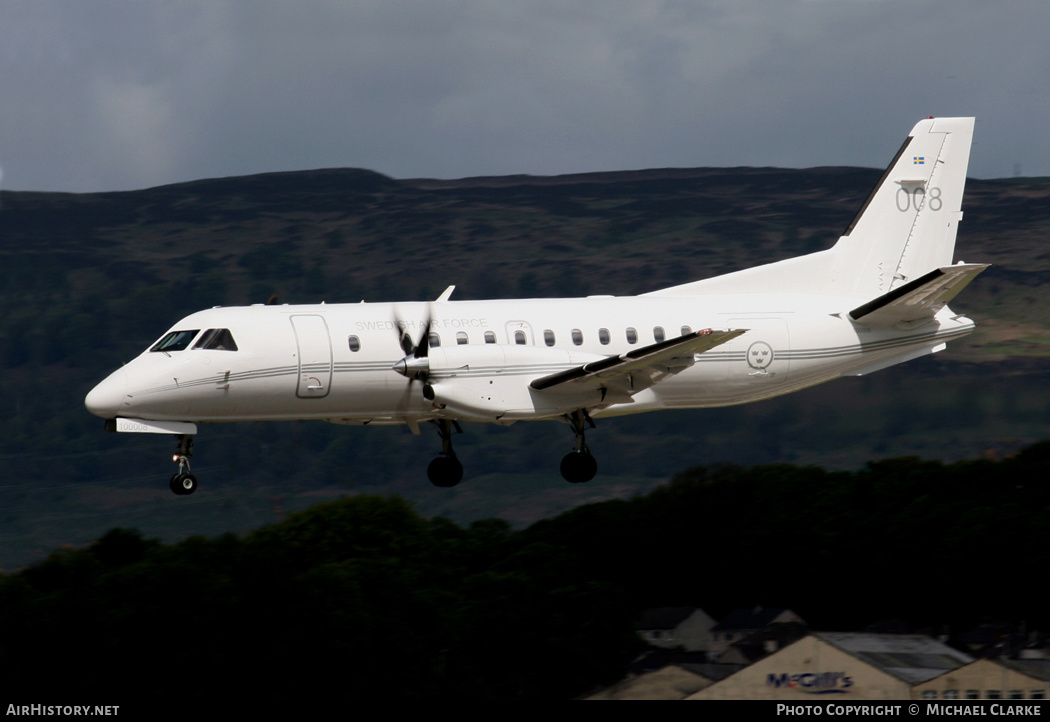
1, 0, 1047, 192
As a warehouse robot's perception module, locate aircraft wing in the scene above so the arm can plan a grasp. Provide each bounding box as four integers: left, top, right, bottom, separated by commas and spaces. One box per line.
530, 328, 746, 397
849, 263, 989, 326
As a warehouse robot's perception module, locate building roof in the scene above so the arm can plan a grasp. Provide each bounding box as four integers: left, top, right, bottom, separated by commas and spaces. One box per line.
950, 623, 1049, 660
678, 663, 746, 682
717, 622, 810, 664
631, 649, 712, 673
999, 659, 1050, 682
636, 607, 705, 631
712, 607, 794, 632
585, 665, 713, 701
816, 632, 973, 685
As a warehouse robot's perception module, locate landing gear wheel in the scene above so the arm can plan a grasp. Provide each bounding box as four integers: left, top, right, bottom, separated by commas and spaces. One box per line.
560, 450, 597, 483
428, 454, 464, 488
561, 409, 598, 483
426, 419, 464, 487
169, 472, 198, 495
168, 434, 197, 495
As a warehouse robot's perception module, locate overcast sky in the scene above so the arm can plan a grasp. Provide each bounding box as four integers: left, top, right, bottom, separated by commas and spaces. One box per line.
1, 0, 1047, 193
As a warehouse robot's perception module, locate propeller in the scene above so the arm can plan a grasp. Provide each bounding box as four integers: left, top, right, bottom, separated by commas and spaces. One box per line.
392, 307, 435, 401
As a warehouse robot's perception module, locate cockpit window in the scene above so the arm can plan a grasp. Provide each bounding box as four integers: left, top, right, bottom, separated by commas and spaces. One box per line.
151, 330, 200, 353
193, 328, 239, 351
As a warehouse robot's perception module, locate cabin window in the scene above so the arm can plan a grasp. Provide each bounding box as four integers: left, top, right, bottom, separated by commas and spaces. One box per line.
653, 326, 665, 343
514, 330, 527, 345
456, 331, 468, 345
151, 330, 200, 353
484, 331, 496, 344
571, 329, 583, 346
543, 329, 555, 346
598, 328, 610, 345
193, 328, 239, 351
429, 332, 441, 348
681, 325, 692, 336
347, 335, 361, 352
626, 327, 638, 344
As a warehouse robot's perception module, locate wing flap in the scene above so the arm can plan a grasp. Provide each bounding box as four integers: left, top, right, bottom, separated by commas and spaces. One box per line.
530, 328, 746, 394
849, 263, 988, 326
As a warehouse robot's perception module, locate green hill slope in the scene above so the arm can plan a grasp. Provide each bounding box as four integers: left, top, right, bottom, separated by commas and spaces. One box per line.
1, 167, 1048, 570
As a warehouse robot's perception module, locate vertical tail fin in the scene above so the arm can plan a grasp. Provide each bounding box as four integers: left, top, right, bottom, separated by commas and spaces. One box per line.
828, 117, 974, 298
646, 117, 976, 300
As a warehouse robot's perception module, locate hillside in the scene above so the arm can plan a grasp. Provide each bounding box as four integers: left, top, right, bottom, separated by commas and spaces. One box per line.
0, 166, 1048, 570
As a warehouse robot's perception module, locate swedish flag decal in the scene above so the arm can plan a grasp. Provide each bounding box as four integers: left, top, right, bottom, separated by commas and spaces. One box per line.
913, 156, 925, 164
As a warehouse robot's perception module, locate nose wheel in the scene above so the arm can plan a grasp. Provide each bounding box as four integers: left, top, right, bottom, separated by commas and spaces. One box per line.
169, 434, 198, 496
170, 472, 198, 495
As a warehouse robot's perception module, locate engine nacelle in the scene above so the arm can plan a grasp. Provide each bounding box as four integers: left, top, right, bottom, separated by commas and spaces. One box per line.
426, 344, 604, 420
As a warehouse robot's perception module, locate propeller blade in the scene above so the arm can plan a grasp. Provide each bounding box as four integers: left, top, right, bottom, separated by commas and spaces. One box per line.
391, 304, 435, 401
396, 374, 417, 412
392, 306, 433, 358
398, 322, 415, 356
391, 310, 414, 356
415, 322, 431, 359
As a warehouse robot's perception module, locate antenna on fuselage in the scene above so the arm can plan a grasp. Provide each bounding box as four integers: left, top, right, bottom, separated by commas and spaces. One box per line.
266, 293, 279, 305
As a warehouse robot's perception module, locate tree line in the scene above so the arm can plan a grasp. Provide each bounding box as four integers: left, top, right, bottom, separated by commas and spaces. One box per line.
2, 444, 1048, 702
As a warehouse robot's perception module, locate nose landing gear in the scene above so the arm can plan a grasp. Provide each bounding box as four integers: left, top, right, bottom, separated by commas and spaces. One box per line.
169, 434, 198, 496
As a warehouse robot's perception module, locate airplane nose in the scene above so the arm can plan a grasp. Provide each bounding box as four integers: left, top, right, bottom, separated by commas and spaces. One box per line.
85, 368, 128, 418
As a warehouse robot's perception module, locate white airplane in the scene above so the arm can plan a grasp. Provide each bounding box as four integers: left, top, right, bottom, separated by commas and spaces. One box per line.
86, 117, 987, 495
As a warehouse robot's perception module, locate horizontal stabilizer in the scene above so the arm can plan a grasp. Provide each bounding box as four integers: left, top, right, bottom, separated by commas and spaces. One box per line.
530, 328, 745, 394
849, 263, 989, 326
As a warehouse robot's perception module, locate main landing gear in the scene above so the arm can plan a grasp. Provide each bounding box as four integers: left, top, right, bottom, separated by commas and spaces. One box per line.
427, 419, 464, 488
424, 412, 599, 487
169, 434, 198, 496
560, 409, 598, 484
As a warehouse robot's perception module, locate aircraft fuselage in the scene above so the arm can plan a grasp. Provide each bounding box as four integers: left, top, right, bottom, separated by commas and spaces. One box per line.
86, 293, 973, 426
